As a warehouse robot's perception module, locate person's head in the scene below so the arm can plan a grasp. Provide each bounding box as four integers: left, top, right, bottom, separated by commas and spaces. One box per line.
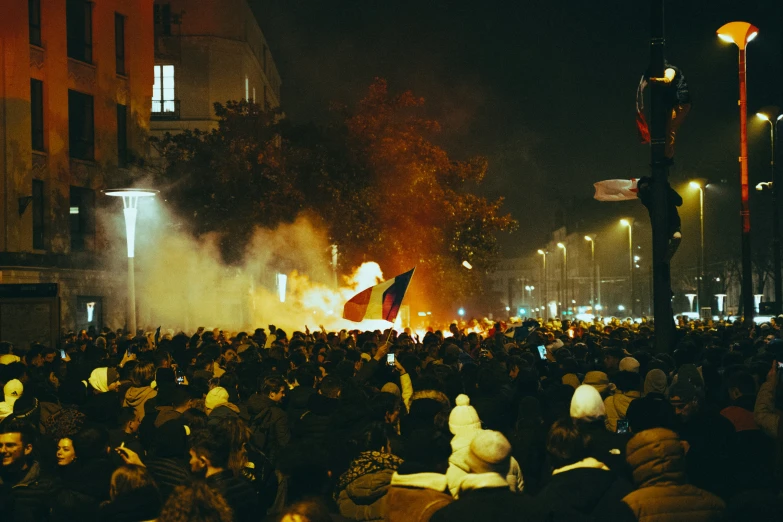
546, 417, 591, 470
0, 419, 36, 470
221, 346, 238, 365
189, 428, 230, 476
401, 428, 452, 474
42, 347, 58, 364
56, 437, 77, 466
130, 361, 156, 387
117, 407, 140, 434
280, 500, 334, 522
463, 430, 512, 475
667, 380, 700, 421
371, 392, 402, 425
158, 482, 233, 522
318, 375, 342, 399
25, 345, 44, 367
109, 465, 161, 508
357, 421, 391, 454
448, 394, 482, 436
72, 425, 110, 460
726, 371, 756, 402
602, 346, 623, 372
569, 384, 606, 423
261, 375, 286, 402
220, 417, 251, 476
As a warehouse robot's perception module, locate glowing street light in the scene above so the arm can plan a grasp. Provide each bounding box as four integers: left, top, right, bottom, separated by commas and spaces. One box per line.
462, 260, 473, 270
717, 21, 759, 326
457, 307, 465, 317
557, 242, 568, 315
621, 219, 634, 316
689, 180, 705, 313
537, 249, 548, 317
585, 235, 597, 309
103, 188, 158, 335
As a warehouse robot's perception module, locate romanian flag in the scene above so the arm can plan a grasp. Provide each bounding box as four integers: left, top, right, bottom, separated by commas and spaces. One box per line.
343, 267, 415, 323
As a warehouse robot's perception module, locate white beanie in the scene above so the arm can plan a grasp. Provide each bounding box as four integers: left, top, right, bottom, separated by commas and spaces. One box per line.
619, 357, 640, 373
205, 387, 229, 412
464, 430, 512, 475
570, 384, 606, 421
449, 394, 482, 435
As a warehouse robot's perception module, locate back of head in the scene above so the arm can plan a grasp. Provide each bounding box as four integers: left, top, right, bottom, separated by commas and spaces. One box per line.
546, 417, 591, 470
464, 430, 512, 475
448, 394, 482, 436
401, 428, 452, 473
159, 482, 233, 522
643, 369, 668, 396
570, 384, 606, 422
110, 464, 159, 502
190, 427, 230, 470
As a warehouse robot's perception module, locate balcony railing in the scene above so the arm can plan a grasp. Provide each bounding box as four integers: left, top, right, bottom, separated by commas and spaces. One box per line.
151, 99, 180, 120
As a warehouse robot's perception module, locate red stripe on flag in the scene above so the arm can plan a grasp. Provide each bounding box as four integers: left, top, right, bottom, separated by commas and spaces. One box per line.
343, 287, 372, 322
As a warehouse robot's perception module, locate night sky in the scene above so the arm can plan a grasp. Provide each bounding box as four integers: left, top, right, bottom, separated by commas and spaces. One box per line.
251, 0, 783, 283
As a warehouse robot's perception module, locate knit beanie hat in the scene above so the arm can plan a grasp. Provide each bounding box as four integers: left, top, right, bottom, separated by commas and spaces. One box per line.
381, 382, 401, 399
205, 386, 229, 412
570, 384, 606, 421
619, 357, 640, 373
449, 394, 482, 435
464, 430, 512, 475
643, 369, 668, 396
583, 371, 614, 396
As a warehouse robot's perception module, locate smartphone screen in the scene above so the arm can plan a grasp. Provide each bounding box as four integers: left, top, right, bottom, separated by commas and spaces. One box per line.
617, 419, 629, 434
386, 353, 395, 366
176, 376, 185, 384
537, 345, 547, 360
60, 349, 66, 359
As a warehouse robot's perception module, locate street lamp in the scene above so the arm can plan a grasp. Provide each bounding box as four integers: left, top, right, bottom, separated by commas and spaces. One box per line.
585, 235, 596, 310
537, 249, 548, 317
557, 242, 568, 316
717, 21, 759, 327
621, 219, 634, 317
756, 107, 783, 313
689, 181, 705, 314
104, 188, 158, 335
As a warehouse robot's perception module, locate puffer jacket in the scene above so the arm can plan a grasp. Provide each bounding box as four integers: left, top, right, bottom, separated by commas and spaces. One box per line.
335, 451, 402, 521
446, 428, 524, 498
622, 428, 725, 522
122, 386, 157, 421
604, 389, 640, 432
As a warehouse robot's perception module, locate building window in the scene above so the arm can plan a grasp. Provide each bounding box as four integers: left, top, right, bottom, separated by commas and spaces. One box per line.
68, 90, 94, 160
152, 65, 176, 114
154, 3, 172, 36
70, 186, 95, 251
117, 104, 128, 167
29, 0, 41, 46
30, 79, 44, 152
66, 0, 92, 63
115, 13, 125, 75
32, 180, 45, 250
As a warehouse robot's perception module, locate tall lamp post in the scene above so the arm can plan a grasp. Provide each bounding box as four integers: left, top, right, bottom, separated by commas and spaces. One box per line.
689, 181, 705, 315
756, 108, 782, 313
621, 219, 634, 317
104, 188, 158, 335
717, 21, 759, 327
557, 242, 567, 316
585, 235, 596, 310
537, 249, 548, 317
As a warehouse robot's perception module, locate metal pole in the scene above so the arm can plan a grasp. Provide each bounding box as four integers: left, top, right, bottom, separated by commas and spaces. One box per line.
698, 186, 704, 315
770, 121, 782, 313
128, 257, 136, 335
628, 224, 634, 316
590, 240, 596, 307
649, 0, 674, 352
738, 47, 754, 327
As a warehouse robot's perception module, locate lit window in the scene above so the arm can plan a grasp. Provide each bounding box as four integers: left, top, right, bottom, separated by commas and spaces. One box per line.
152, 65, 176, 113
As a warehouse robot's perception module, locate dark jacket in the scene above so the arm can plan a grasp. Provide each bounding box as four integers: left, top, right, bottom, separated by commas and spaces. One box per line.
145, 457, 191, 501
206, 470, 259, 522
248, 395, 290, 462
286, 385, 316, 425
0, 461, 55, 522
537, 463, 636, 521
51, 457, 114, 521
293, 393, 339, 446
97, 485, 162, 522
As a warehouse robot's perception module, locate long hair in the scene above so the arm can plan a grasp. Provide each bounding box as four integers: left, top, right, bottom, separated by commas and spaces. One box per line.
110, 464, 159, 501
159, 482, 233, 522
221, 416, 250, 476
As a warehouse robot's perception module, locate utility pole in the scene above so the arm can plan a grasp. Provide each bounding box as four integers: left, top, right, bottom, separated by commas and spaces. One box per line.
649, 0, 674, 352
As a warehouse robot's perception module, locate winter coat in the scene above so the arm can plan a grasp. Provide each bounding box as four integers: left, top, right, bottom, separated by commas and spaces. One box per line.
51, 457, 114, 521
537, 458, 636, 521
446, 428, 524, 498
430, 473, 547, 522
0, 461, 55, 522
622, 428, 726, 522
286, 385, 316, 425
205, 470, 259, 522
97, 485, 161, 522
578, 419, 628, 476
145, 457, 191, 500
248, 395, 290, 463
384, 469, 452, 522
604, 389, 640, 433
754, 381, 779, 439
122, 386, 157, 422
292, 392, 339, 446
335, 451, 402, 521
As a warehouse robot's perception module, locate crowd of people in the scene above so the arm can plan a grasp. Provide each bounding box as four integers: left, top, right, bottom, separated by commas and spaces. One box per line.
0, 316, 781, 521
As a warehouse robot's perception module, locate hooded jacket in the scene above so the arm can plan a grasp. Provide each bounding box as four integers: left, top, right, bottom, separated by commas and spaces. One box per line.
604, 389, 640, 433
122, 386, 157, 421
622, 428, 725, 522
336, 451, 402, 521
